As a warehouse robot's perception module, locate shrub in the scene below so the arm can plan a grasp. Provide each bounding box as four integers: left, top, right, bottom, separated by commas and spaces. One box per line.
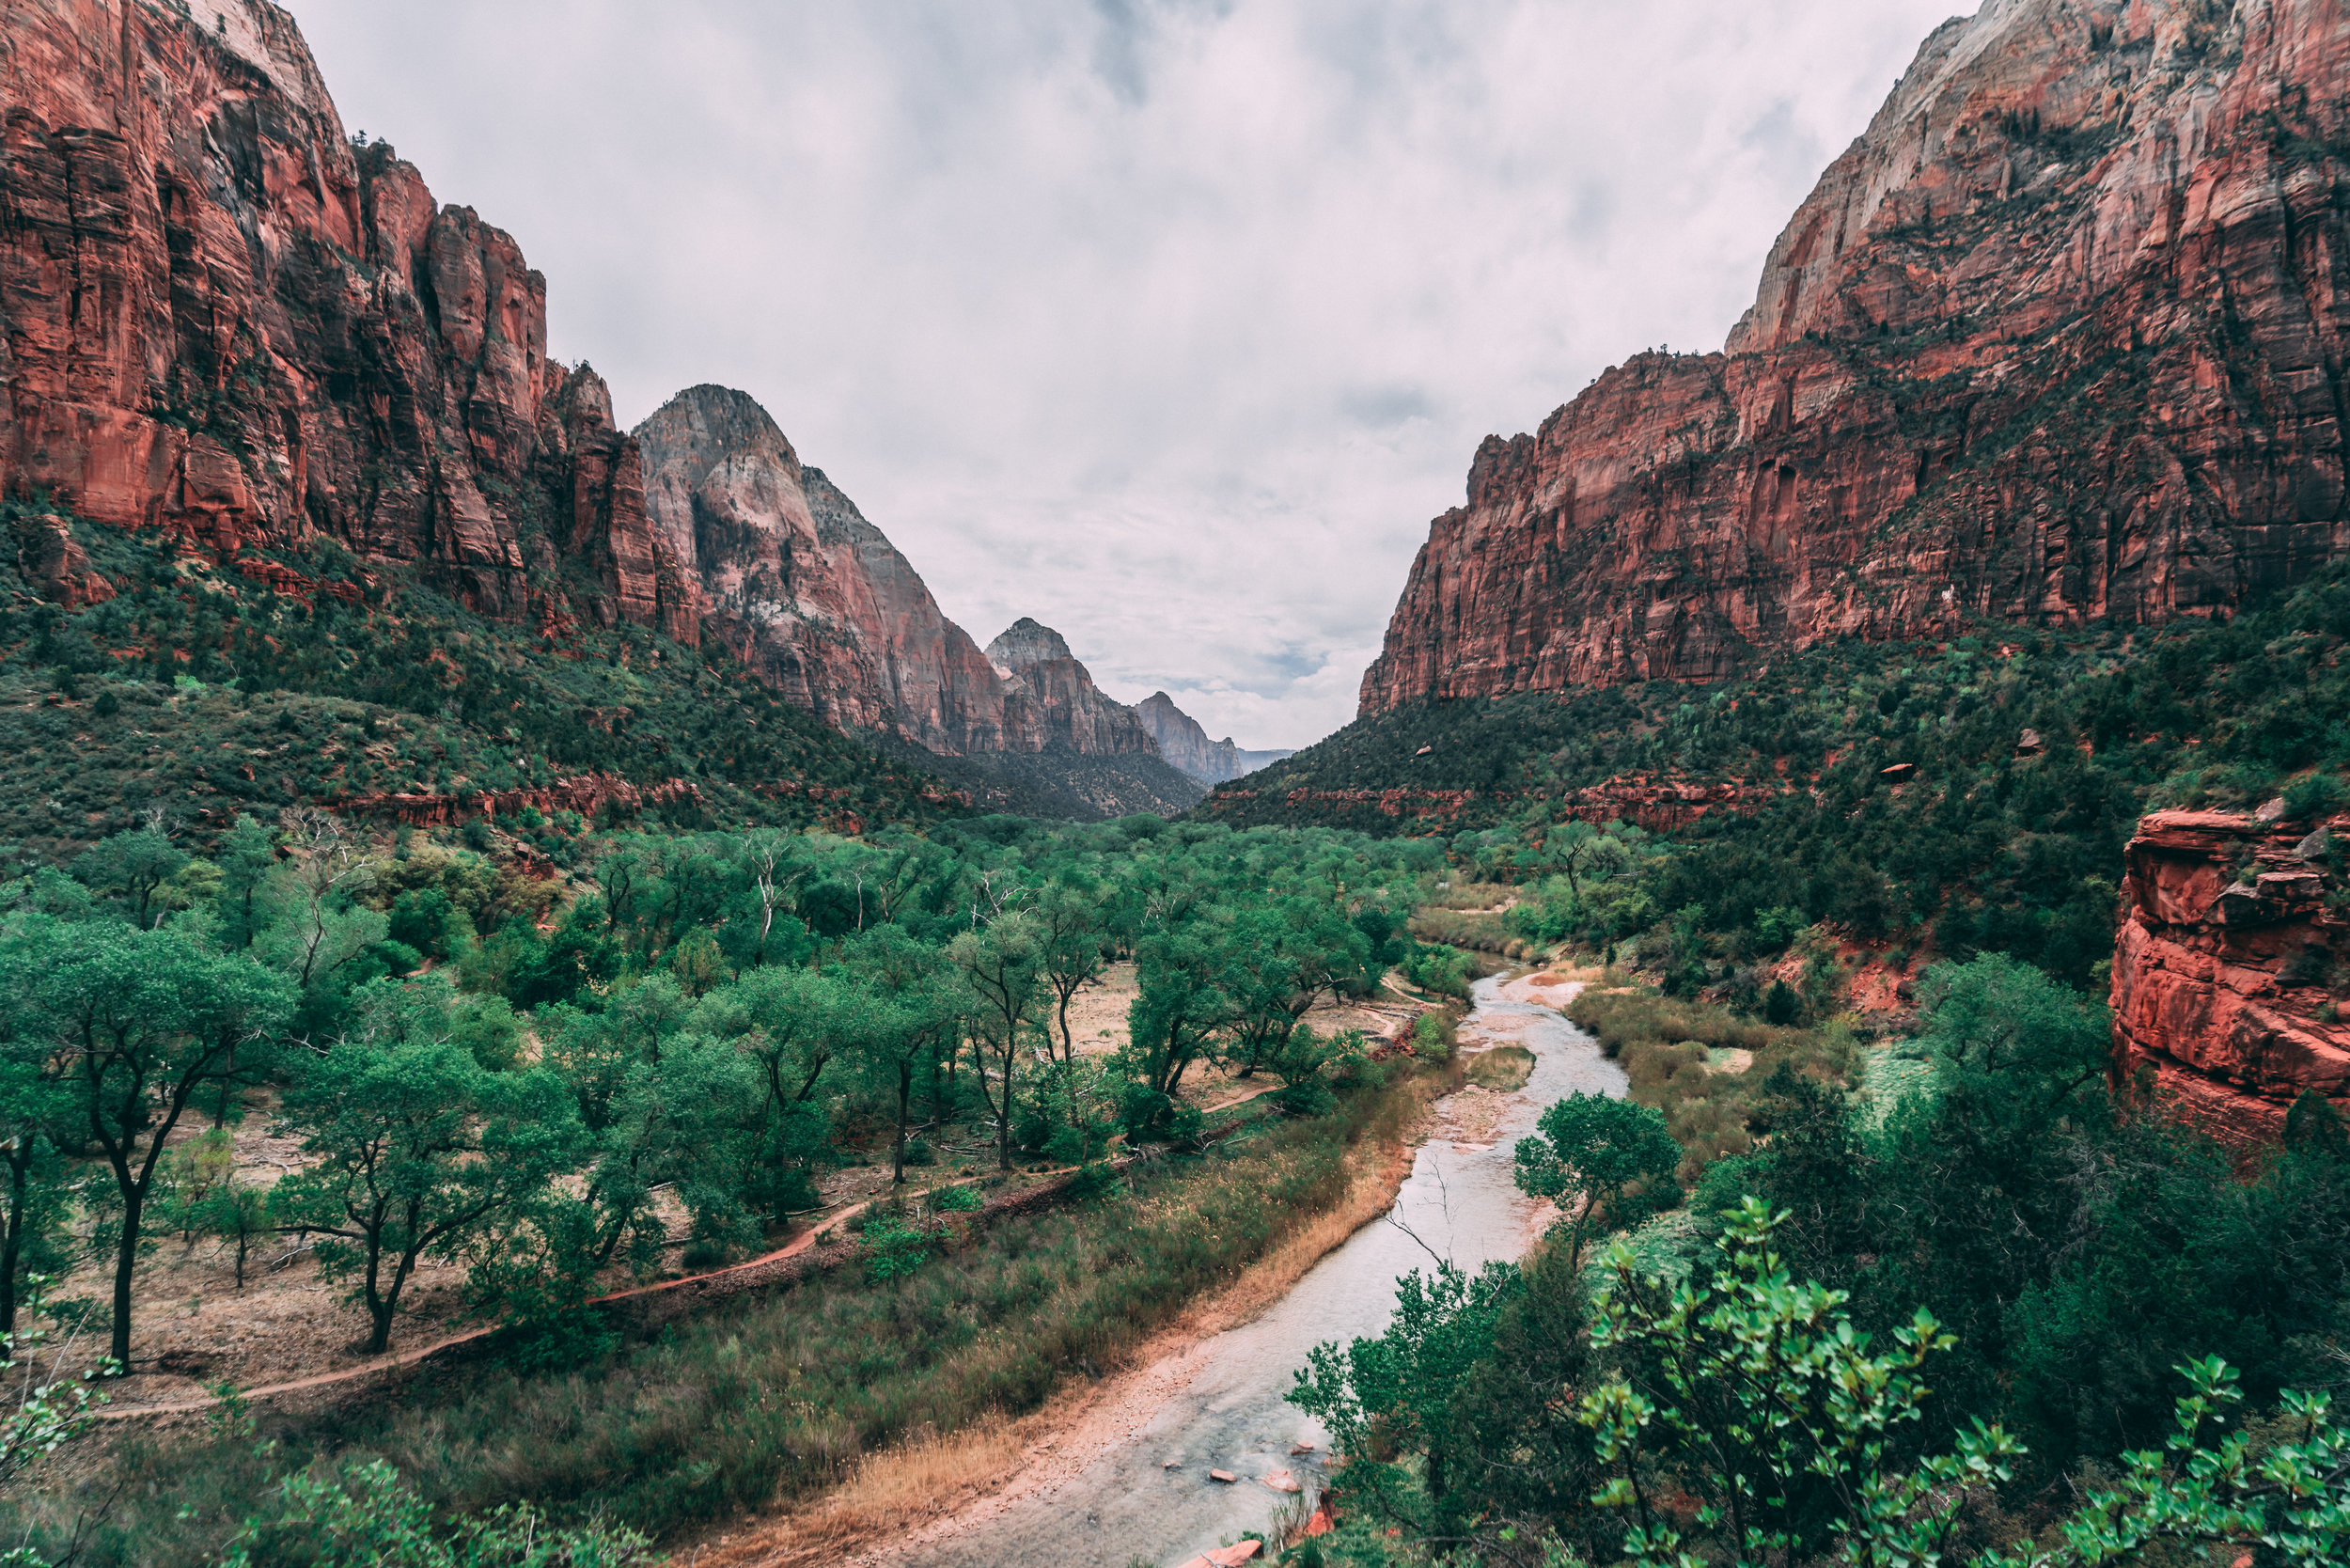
928, 1183, 982, 1215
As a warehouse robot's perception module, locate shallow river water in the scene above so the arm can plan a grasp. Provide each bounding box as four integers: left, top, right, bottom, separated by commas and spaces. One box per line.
889, 974, 1627, 1568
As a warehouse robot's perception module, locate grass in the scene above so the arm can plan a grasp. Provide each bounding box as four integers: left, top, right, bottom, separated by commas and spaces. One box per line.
1407, 907, 1517, 952
30, 1067, 1444, 1565
1565, 985, 1857, 1179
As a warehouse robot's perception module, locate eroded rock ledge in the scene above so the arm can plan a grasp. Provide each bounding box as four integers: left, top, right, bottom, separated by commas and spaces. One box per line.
2109, 808, 2350, 1149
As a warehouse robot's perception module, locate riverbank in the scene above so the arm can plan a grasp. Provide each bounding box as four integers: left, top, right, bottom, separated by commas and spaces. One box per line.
698, 1067, 1449, 1565
16, 1051, 1456, 1568
758, 967, 1622, 1568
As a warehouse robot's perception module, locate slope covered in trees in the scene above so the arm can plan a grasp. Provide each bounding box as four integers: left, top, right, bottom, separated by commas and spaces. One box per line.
1212, 565, 2350, 991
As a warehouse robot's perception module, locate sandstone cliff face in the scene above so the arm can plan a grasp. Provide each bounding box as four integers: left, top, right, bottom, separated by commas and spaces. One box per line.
2109, 807, 2350, 1148
0, 0, 694, 640
1135, 690, 1294, 783
634, 384, 1010, 752
633, 385, 1159, 761
984, 618, 1155, 757
1363, 0, 2350, 713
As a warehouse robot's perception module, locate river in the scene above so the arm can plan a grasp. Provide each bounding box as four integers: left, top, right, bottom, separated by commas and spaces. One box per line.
884, 971, 1626, 1568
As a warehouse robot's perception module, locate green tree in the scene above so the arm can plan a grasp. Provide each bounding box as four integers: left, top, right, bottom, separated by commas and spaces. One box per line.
35, 922, 290, 1365
1032, 883, 1110, 1064
71, 824, 189, 930
1512, 1091, 1681, 1267
213, 814, 278, 950
274, 1041, 583, 1353
578, 1035, 768, 1269
1123, 924, 1232, 1105
0, 946, 73, 1340
841, 926, 962, 1183
950, 914, 1046, 1171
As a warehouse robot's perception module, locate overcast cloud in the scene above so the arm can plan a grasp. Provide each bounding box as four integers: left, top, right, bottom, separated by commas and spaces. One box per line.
290, 0, 1961, 749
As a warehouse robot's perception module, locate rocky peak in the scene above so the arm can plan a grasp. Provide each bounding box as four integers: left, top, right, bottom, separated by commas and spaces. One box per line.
1361, 0, 2350, 713
983, 620, 1155, 757
632, 387, 1157, 761
986, 618, 1076, 676
1136, 692, 1296, 784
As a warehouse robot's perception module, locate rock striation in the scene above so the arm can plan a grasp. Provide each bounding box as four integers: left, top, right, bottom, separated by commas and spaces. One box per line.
0, 0, 695, 641
1362, 0, 2350, 714
633, 386, 1162, 764
1135, 691, 1294, 784
2109, 808, 2350, 1149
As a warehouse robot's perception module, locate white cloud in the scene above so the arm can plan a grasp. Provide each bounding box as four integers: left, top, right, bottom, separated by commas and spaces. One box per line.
291, 0, 1962, 749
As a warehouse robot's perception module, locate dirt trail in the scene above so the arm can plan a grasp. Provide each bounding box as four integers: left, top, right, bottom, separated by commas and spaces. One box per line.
95, 1171, 1012, 1421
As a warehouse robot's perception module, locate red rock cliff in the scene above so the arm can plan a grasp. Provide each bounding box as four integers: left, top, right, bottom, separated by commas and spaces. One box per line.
636, 386, 1160, 759
0, 0, 695, 639
1362, 0, 2350, 713
2110, 807, 2350, 1148
983, 617, 1156, 757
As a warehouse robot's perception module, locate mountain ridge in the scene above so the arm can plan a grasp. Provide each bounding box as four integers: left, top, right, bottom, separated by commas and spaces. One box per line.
1359, 0, 2350, 713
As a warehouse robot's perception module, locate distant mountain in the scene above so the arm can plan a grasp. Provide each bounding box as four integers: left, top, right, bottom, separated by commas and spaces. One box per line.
0, 0, 1207, 826
633, 386, 1202, 817
1135, 693, 1294, 784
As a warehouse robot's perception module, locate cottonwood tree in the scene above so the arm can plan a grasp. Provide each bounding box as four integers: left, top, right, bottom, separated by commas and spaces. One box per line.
1512, 1091, 1681, 1268
577, 1035, 769, 1268
1123, 924, 1234, 1105
70, 823, 188, 931
950, 913, 1046, 1171
843, 926, 964, 1183
275, 1039, 582, 1353
32, 921, 290, 1366
543, 975, 697, 1131
695, 964, 901, 1209
741, 831, 806, 967
1033, 884, 1111, 1065
212, 813, 277, 950
256, 809, 382, 997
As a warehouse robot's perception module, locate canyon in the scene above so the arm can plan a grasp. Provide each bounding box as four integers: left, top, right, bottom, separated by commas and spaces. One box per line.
1360, 0, 2350, 714
0, 0, 1210, 816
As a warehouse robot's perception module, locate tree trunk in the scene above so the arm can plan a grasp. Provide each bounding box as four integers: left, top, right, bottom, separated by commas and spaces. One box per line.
0, 1141, 28, 1341
109, 1186, 143, 1367
995, 1042, 1015, 1172
360, 1229, 391, 1354
367, 1294, 396, 1355
894, 1059, 912, 1184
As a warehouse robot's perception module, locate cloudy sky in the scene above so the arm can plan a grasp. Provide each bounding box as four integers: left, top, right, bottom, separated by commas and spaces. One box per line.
292, 0, 1960, 750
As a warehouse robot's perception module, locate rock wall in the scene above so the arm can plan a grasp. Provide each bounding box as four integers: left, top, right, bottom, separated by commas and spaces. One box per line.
635, 387, 1160, 761
1362, 0, 2350, 714
1135, 691, 1293, 783
984, 618, 1155, 757
0, 0, 695, 640
2109, 807, 2350, 1149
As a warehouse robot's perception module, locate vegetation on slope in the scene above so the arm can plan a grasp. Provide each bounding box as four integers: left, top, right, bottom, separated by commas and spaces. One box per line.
1211, 565, 2350, 989
1, 502, 962, 853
